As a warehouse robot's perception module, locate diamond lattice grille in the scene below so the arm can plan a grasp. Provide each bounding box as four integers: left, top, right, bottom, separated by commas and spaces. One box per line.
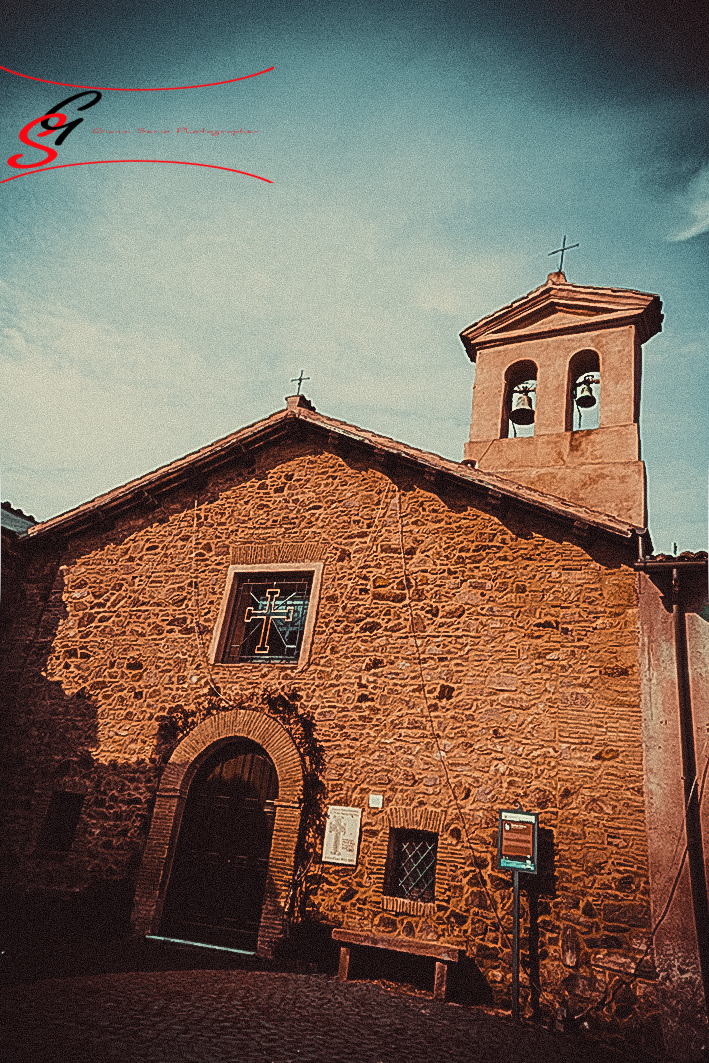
395, 831, 437, 901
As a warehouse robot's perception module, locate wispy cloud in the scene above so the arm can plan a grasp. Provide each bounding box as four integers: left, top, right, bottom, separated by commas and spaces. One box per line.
668, 164, 709, 241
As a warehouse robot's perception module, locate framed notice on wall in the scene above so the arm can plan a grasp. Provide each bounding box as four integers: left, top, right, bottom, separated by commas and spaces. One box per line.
322, 806, 362, 866
497, 808, 538, 874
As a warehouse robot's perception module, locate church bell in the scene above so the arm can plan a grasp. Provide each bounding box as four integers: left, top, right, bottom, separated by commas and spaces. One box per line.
575, 381, 596, 409
509, 391, 535, 425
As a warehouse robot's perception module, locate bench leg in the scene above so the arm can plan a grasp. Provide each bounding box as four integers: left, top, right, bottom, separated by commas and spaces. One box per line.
433, 960, 448, 1001
338, 945, 351, 982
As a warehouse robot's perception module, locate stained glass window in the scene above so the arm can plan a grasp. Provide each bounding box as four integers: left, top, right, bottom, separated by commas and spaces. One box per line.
219, 572, 313, 663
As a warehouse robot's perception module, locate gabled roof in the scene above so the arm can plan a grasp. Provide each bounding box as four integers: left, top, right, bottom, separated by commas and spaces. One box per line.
460, 272, 663, 362
26, 395, 645, 543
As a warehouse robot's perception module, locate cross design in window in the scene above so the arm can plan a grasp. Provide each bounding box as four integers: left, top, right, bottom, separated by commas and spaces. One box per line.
244, 587, 295, 655
214, 569, 317, 665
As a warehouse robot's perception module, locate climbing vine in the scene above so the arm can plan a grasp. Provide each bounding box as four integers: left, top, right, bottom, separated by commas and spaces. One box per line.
152, 690, 232, 769
261, 689, 327, 929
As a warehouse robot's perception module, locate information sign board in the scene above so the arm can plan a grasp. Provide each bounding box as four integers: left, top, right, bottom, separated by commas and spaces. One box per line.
322, 805, 362, 866
497, 808, 538, 873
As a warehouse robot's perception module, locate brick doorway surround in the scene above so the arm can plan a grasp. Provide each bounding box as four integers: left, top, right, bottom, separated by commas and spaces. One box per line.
131, 709, 304, 956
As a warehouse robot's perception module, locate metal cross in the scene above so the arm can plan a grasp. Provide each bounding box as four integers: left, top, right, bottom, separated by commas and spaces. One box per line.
290, 369, 310, 395
548, 235, 579, 273
244, 587, 294, 655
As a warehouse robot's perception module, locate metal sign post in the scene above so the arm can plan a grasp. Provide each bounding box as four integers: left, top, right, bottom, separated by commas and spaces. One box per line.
498, 806, 538, 1023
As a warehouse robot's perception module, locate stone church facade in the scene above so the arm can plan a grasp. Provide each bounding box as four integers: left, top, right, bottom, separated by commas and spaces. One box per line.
1, 272, 707, 1055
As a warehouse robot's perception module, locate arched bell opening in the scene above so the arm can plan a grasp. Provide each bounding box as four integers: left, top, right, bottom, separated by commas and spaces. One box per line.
502, 360, 538, 439
567, 350, 600, 431
158, 738, 279, 952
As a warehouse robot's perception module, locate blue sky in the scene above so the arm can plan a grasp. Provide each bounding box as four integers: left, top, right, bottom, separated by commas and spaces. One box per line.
1, 0, 707, 551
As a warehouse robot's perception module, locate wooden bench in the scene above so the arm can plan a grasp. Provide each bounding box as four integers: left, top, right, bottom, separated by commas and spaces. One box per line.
332, 929, 463, 1000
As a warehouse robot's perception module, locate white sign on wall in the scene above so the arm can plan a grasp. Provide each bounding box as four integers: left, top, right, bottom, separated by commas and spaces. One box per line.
322, 805, 362, 866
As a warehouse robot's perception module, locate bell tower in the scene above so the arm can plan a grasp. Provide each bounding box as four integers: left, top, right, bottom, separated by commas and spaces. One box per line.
460, 271, 663, 526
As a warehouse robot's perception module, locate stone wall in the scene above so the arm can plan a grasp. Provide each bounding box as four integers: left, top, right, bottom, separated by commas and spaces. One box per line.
0, 431, 658, 1045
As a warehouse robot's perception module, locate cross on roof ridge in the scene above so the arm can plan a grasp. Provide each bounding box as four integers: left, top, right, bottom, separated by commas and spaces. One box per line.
548, 235, 579, 273
290, 369, 310, 395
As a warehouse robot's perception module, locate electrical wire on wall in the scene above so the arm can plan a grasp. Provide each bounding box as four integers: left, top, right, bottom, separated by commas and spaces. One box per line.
575, 739, 709, 1025
186, 480, 396, 693
80, 501, 194, 700
189, 495, 241, 709
394, 486, 513, 956
299, 480, 397, 668
396, 483, 709, 1027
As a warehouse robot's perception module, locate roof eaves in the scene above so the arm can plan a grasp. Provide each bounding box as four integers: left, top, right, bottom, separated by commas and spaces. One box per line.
635, 551, 708, 570
460, 281, 661, 360
25, 402, 641, 546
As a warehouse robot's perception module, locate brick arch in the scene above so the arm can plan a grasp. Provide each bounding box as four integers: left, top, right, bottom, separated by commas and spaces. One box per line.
160, 709, 304, 802
131, 710, 304, 956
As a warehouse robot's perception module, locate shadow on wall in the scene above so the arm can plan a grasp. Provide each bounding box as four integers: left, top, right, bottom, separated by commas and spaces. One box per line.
0, 874, 138, 945
0, 560, 161, 945
272, 917, 341, 974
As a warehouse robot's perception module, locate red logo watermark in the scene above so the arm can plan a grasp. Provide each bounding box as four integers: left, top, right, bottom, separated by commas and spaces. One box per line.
3, 67, 273, 184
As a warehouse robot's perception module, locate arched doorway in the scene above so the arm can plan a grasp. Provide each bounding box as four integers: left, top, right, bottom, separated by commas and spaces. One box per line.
132, 709, 304, 956
159, 738, 279, 951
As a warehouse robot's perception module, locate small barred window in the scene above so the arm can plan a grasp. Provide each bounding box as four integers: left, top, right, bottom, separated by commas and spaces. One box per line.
384, 828, 438, 902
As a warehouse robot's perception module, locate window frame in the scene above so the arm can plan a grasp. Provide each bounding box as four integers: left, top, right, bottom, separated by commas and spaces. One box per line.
383, 827, 439, 904
209, 562, 324, 669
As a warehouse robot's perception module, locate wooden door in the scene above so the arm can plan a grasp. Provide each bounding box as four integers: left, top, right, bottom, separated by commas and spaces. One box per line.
160, 739, 279, 951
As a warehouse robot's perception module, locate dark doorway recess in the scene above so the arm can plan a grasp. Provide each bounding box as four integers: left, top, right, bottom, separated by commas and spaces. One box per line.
159, 739, 278, 951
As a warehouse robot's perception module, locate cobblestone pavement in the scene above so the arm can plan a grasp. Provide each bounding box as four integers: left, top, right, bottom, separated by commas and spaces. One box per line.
1, 968, 657, 1063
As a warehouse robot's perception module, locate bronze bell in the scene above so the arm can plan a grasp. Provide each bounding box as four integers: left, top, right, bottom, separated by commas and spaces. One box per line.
509, 391, 535, 425
575, 382, 596, 408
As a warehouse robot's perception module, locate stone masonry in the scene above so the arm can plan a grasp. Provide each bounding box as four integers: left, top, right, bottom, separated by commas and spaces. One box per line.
0, 419, 660, 1048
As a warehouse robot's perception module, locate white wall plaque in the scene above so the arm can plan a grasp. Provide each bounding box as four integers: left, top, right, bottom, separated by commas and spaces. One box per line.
322, 805, 362, 865
368, 793, 383, 809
